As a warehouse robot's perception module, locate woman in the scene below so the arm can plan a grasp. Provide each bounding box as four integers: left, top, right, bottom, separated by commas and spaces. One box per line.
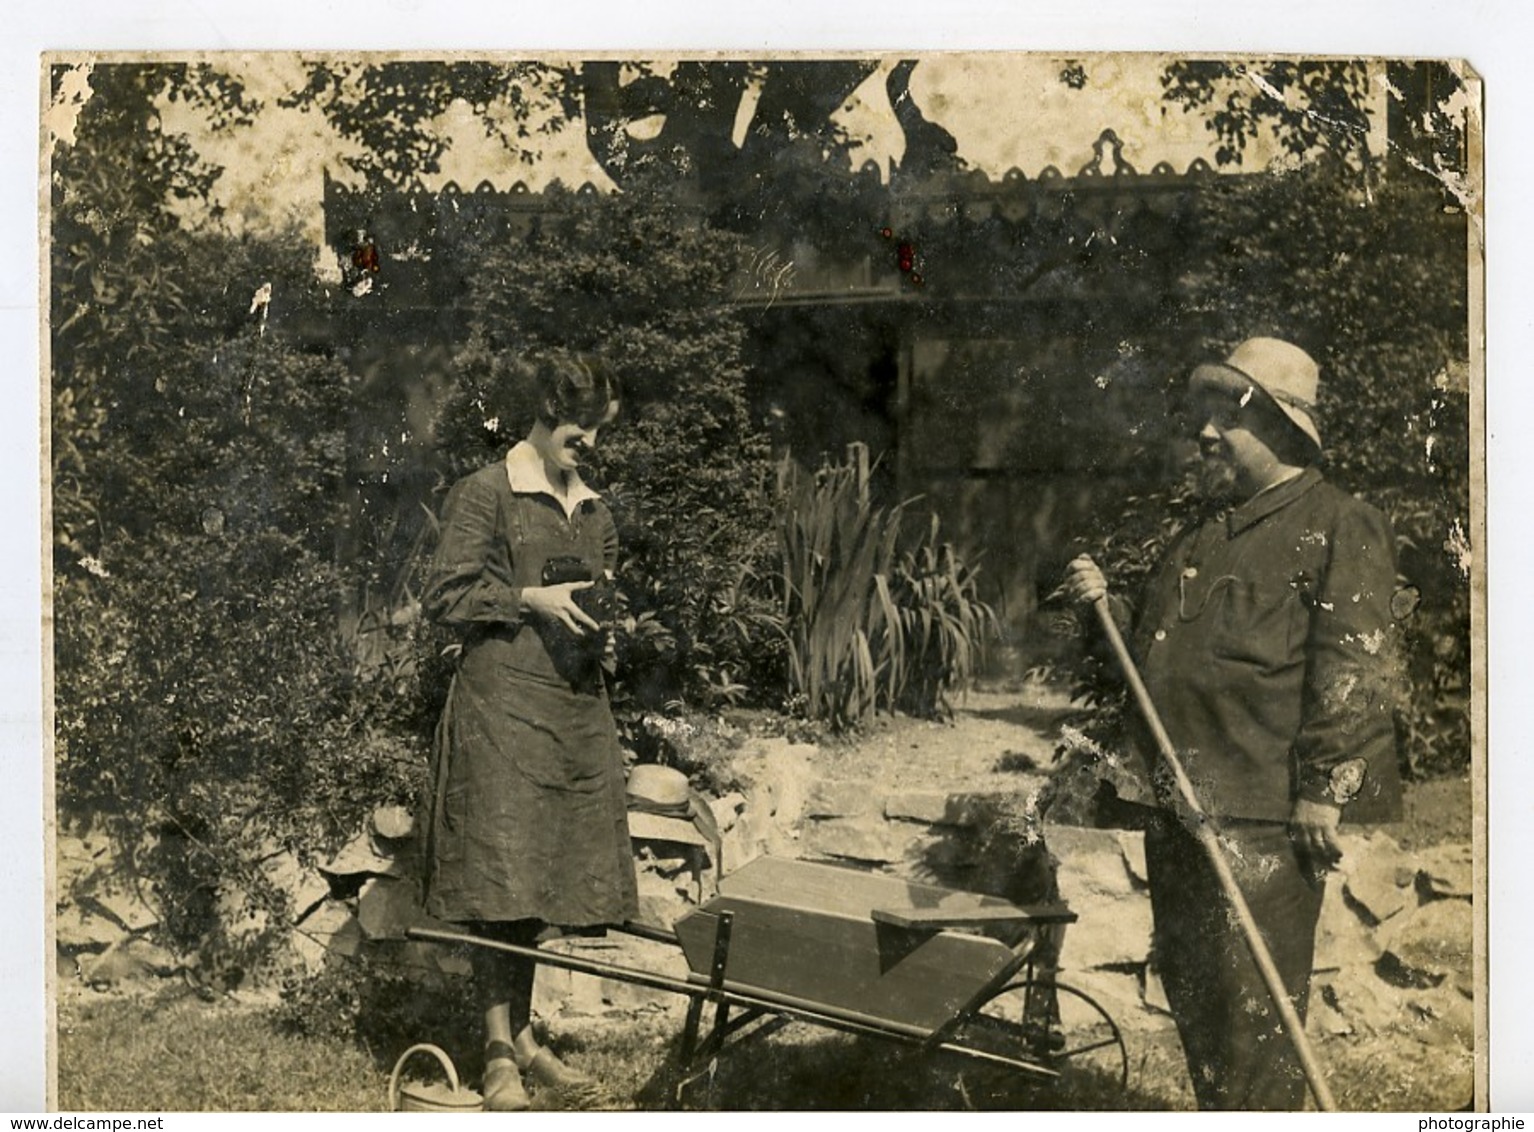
421, 352, 637, 1111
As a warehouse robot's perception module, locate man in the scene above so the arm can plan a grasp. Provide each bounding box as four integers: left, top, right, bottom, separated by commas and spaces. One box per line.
1063, 336, 1402, 1110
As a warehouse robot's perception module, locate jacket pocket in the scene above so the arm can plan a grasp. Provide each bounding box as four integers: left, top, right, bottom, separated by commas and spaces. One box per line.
1209, 579, 1307, 671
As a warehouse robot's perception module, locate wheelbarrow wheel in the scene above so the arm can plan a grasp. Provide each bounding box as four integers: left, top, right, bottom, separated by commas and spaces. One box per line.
945, 976, 1129, 1108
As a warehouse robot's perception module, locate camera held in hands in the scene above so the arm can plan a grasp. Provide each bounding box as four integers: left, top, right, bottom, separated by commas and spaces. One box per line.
541, 555, 616, 628
537, 556, 616, 686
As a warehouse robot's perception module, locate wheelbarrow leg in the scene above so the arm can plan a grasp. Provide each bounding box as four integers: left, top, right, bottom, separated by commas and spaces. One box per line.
671, 910, 735, 1109
668, 992, 708, 1110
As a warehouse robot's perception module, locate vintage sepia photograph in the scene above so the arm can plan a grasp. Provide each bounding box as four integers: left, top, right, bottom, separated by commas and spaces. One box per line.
43, 50, 1482, 1112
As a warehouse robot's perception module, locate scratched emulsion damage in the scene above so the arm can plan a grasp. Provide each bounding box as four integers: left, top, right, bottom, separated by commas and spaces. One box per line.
1384, 76, 1482, 222
1238, 64, 1481, 234
1444, 520, 1473, 578
1354, 628, 1387, 656
1057, 723, 1124, 773
734, 245, 797, 308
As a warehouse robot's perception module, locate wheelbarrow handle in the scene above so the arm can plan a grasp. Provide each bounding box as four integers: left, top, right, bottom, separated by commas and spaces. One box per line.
1091, 597, 1339, 1113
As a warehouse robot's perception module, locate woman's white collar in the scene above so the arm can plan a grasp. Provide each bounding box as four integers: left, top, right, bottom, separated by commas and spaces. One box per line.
504, 440, 600, 517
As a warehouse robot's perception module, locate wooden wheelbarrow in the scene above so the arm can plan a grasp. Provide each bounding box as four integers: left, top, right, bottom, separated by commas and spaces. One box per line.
409, 855, 1128, 1107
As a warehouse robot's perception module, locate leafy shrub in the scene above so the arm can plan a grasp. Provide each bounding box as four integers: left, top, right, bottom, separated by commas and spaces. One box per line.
274, 951, 479, 1070
51, 64, 435, 966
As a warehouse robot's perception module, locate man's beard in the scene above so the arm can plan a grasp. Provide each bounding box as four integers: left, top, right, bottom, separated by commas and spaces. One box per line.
1190, 450, 1241, 504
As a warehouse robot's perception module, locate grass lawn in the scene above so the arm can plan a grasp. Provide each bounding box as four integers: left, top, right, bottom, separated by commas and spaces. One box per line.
56, 975, 1468, 1112
56, 984, 1190, 1112
57, 990, 387, 1112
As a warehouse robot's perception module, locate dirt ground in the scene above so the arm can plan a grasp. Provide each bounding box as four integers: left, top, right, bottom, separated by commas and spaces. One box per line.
818, 680, 1473, 848
811, 684, 1076, 794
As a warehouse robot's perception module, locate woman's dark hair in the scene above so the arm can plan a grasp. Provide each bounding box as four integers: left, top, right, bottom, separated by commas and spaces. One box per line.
534, 352, 620, 430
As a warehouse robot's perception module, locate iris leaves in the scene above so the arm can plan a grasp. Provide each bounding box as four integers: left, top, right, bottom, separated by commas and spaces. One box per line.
777, 444, 998, 729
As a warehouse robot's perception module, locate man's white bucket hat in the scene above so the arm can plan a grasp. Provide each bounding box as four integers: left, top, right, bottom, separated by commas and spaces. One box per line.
1190, 336, 1323, 452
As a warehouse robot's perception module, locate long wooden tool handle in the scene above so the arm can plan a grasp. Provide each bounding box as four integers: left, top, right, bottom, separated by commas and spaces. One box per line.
1091, 597, 1339, 1112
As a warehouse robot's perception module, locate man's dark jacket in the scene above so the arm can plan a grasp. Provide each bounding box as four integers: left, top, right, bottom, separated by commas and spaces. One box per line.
1130, 466, 1404, 823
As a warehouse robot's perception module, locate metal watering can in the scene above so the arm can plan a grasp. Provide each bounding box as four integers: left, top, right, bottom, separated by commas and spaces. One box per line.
388, 1043, 483, 1113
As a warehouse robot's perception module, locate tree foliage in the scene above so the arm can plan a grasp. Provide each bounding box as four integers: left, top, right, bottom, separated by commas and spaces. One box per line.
278, 60, 578, 188
1161, 60, 1377, 171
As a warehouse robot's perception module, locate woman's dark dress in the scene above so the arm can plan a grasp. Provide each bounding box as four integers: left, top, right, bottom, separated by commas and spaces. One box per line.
421, 455, 638, 927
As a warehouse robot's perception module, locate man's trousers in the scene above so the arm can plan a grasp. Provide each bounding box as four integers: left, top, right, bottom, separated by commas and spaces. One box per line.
1144, 812, 1326, 1110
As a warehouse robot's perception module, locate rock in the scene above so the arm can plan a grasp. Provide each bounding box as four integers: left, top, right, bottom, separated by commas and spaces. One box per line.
1312, 874, 1384, 974
1054, 968, 1159, 1032
80, 938, 180, 987
913, 827, 981, 868
291, 899, 362, 971
720, 813, 764, 876
215, 882, 271, 944
1044, 826, 1152, 968
1379, 899, 1473, 989
366, 938, 466, 982
1339, 831, 1412, 926
357, 876, 436, 941
87, 883, 161, 934
1404, 984, 1475, 1049
802, 816, 917, 864
321, 830, 410, 881
1142, 963, 1173, 1015
597, 937, 691, 1016
1414, 843, 1474, 901
54, 903, 126, 951
531, 938, 623, 1019
532, 963, 590, 1018
1307, 984, 1355, 1038
883, 791, 990, 827
55, 834, 110, 897
1116, 831, 1148, 887
372, 806, 415, 842
259, 850, 330, 922
636, 846, 699, 875
883, 791, 948, 824
1043, 826, 1140, 897
1311, 966, 1409, 1037
716, 741, 818, 861
635, 870, 690, 928
431, 945, 473, 979
757, 740, 817, 824
709, 793, 746, 834
1060, 900, 1153, 971
804, 778, 879, 819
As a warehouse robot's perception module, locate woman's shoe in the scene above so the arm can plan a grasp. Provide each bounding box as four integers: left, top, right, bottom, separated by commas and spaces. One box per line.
481, 1057, 531, 1112
516, 1043, 592, 1091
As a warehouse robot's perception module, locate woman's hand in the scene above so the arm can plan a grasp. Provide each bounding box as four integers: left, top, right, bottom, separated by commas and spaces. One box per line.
521, 582, 601, 634
1063, 555, 1110, 605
